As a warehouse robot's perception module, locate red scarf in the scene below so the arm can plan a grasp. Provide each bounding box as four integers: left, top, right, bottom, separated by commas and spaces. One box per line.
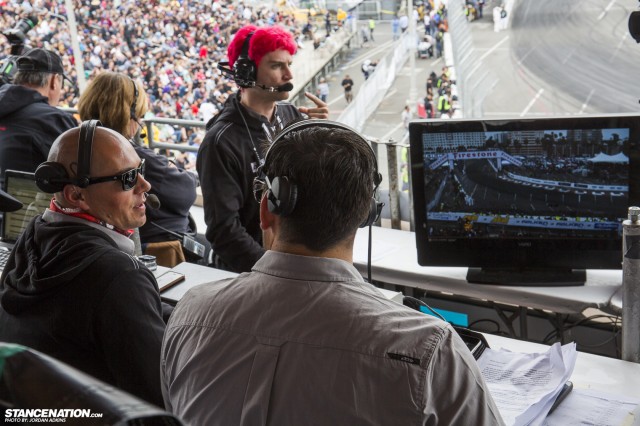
49, 199, 134, 238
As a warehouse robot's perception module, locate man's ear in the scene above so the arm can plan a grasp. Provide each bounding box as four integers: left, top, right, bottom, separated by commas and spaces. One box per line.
260, 196, 279, 251
61, 185, 86, 208
48, 74, 58, 91
259, 196, 275, 231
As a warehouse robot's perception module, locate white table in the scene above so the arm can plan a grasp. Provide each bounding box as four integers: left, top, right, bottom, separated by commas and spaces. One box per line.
353, 226, 621, 314
353, 226, 622, 338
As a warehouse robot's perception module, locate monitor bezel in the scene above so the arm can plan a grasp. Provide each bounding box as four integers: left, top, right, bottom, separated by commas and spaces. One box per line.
409, 114, 640, 270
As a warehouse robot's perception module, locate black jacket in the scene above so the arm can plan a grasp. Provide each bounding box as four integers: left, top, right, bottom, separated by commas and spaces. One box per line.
0, 213, 166, 407
0, 84, 76, 187
135, 145, 198, 243
197, 93, 302, 272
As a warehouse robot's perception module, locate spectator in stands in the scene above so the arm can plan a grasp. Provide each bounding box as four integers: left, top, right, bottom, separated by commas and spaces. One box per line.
368, 18, 376, 41
1, 0, 323, 149
341, 74, 354, 103
317, 77, 330, 102
77, 72, 202, 266
425, 93, 435, 118
392, 16, 400, 40
0, 125, 166, 406
401, 104, 412, 141
0, 48, 76, 188
162, 121, 504, 425
399, 13, 409, 32
197, 24, 328, 273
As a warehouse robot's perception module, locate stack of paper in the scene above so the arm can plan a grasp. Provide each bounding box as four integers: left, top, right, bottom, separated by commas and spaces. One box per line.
543, 389, 640, 426
476, 342, 577, 426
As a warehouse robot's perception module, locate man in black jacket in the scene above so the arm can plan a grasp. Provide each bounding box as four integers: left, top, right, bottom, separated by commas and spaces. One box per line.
197, 25, 328, 272
0, 125, 167, 407
0, 48, 76, 188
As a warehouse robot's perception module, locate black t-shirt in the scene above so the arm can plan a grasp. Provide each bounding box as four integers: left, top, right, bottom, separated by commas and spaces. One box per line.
342, 78, 354, 92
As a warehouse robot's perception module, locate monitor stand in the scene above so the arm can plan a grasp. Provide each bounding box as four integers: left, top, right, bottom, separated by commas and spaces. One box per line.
466, 267, 586, 287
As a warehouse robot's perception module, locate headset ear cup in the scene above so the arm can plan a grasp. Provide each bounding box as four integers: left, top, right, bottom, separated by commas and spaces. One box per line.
267, 176, 297, 217
35, 162, 71, 193
233, 32, 257, 87
234, 59, 257, 87
360, 197, 382, 228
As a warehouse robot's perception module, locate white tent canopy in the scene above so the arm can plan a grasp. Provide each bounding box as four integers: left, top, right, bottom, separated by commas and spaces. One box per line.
587, 152, 629, 163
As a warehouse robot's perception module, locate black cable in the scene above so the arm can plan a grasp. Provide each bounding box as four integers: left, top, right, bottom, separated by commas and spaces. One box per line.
403, 296, 447, 322
468, 318, 503, 334
148, 221, 183, 240
367, 223, 372, 283
541, 313, 621, 347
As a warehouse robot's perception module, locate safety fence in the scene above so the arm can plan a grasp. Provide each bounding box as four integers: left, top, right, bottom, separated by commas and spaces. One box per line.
446, 0, 499, 118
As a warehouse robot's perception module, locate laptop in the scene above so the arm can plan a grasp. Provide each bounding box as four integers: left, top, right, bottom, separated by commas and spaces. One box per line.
0, 170, 50, 271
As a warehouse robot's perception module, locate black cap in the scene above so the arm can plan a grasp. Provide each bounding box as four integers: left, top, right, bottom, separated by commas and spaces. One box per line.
0, 189, 23, 213
16, 48, 73, 85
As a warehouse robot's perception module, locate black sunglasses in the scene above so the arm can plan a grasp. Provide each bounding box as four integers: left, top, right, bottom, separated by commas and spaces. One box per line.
87, 159, 146, 191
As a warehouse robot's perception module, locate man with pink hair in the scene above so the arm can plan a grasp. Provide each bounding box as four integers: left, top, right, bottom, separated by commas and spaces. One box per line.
197, 25, 329, 272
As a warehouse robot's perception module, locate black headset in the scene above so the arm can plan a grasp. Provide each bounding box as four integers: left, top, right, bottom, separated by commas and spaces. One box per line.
130, 77, 139, 120
216, 31, 257, 88
262, 120, 383, 228
35, 120, 101, 193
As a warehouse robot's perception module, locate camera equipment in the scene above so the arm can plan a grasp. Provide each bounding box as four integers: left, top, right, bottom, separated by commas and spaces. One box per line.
0, 15, 39, 86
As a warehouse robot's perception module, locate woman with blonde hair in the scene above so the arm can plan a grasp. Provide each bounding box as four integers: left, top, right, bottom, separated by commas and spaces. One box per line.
78, 71, 202, 266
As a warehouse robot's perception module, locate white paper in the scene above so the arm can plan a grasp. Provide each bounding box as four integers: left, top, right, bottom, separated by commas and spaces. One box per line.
543, 388, 640, 426
477, 342, 577, 426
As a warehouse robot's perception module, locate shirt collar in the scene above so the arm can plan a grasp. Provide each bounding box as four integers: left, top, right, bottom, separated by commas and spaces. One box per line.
253, 251, 364, 283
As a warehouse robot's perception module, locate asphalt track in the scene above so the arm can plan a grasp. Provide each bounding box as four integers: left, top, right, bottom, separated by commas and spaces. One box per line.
509, 0, 640, 115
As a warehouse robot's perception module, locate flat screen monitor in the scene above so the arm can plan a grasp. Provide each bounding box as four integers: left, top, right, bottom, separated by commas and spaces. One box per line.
409, 114, 640, 286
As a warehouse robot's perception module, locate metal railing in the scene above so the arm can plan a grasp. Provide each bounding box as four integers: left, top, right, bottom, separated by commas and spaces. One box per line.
447, 0, 498, 118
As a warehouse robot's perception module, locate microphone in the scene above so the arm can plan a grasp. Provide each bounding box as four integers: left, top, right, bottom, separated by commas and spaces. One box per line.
145, 193, 161, 210
256, 83, 294, 92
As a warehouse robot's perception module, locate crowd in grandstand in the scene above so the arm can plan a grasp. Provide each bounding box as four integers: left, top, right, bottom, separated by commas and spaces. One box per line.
1, 0, 309, 144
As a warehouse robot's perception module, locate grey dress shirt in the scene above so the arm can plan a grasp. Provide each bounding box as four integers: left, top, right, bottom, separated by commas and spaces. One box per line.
162, 251, 504, 425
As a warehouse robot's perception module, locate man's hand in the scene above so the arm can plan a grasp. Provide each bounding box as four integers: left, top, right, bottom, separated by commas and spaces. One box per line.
298, 92, 329, 119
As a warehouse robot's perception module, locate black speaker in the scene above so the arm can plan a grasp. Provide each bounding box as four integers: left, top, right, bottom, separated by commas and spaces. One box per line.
262, 119, 383, 227
35, 120, 101, 193
232, 31, 257, 88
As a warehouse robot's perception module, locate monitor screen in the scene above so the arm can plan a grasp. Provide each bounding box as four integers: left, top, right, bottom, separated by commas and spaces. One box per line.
409, 114, 640, 285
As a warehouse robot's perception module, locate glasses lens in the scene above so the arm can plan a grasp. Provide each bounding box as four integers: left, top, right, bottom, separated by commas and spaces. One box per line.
252, 178, 265, 203
122, 169, 138, 191
122, 160, 145, 191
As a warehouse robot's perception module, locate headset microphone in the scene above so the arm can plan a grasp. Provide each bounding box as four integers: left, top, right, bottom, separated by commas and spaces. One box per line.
144, 193, 161, 210
256, 83, 294, 92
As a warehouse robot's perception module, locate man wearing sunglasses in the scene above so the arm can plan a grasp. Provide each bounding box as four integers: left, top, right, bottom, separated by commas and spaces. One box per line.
0, 126, 168, 407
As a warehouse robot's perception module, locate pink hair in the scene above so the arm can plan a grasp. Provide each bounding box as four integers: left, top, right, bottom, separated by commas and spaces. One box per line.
227, 25, 297, 69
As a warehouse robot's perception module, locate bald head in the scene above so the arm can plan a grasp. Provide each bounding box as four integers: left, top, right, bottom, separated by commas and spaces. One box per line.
49, 126, 136, 179
48, 125, 151, 231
